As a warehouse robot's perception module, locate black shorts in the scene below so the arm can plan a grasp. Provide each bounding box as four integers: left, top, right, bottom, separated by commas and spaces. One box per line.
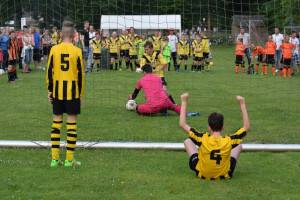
129, 55, 138, 60
283, 59, 292, 66
8, 59, 17, 65
280, 56, 284, 64
265, 54, 275, 64
120, 50, 129, 57
179, 55, 188, 60
193, 56, 203, 61
235, 55, 244, 65
110, 53, 118, 60
161, 77, 167, 86
53, 98, 81, 115
203, 52, 209, 59
257, 54, 263, 62
93, 53, 101, 60
33, 49, 41, 62
43, 46, 51, 56
189, 153, 237, 179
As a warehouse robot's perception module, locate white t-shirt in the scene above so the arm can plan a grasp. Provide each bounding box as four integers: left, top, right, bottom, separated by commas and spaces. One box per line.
237, 33, 250, 48
289, 37, 299, 55
89, 31, 96, 43
168, 35, 178, 52
272, 33, 284, 50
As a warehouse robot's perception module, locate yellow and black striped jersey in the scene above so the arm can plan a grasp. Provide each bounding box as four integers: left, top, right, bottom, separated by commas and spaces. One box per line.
46, 43, 84, 100
201, 36, 210, 53
193, 41, 203, 57
189, 127, 247, 180
109, 38, 120, 53
90, 39, 104, 54
58, 38, 63, 45
128, 33, 139, 42
128, 41, 137, 56
140, 51, 167, 78
52, 32, 58, 45
190, 40, 196, 56
149, 36, 162, 51
177, 40, 190, 55
119, 35, 130, 50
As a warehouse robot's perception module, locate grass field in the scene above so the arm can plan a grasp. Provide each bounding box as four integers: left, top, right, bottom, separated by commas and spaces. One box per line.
0, 45, 299, 199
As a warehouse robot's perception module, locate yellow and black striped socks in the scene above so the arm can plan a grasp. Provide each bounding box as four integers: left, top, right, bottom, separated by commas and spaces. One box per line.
51, 119, 63, 160
66, 121, 77, 162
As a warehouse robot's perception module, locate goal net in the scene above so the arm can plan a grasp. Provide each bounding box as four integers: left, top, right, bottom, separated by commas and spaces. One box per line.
0, 0, 299, 146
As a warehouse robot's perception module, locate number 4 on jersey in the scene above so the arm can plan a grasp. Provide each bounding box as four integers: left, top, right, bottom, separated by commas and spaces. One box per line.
210, 149, 222, 164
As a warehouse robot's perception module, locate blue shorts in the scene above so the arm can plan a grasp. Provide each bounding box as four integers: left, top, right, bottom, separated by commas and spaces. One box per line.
82, 47, 90, 60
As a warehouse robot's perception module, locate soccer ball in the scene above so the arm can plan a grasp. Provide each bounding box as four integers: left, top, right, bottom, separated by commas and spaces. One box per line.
209, 62, 214, 66
126, 100, 137, 111
0, 69, 4, 75
136, 68, 143, 74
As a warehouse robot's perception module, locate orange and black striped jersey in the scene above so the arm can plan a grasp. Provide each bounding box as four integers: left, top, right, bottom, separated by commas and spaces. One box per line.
265, 42, 276, 55
46, 43, 84, 100
189, 127, 247, 180
235, 44, 245, 55
279, 43, 296, 59
7, 38, 19, 60
252, 46, 265, 57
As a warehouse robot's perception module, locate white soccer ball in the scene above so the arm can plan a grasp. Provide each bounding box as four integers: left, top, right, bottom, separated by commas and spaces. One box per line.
126, 100, 137, 111
136, 68, 143, 74
0, 69, 4, 75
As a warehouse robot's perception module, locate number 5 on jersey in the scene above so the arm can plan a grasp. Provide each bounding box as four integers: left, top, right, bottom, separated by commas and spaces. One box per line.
61, 54, 70, 71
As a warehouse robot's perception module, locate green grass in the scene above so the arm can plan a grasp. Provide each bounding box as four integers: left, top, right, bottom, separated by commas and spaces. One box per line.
0, 45, 299, 143
0, 46, 299, 199
0, 148, 299, 200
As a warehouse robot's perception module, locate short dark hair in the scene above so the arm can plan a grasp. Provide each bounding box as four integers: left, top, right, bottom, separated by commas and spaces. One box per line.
142, 64, 152, 73
9, 30, 15, 35
208, 112, 224, 132
144, 41, 153, 49
292, 31, 297, 34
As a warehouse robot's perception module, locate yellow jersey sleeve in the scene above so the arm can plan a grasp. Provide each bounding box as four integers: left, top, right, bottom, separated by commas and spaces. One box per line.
158, 53, 167, 65
230, 128, 247, 147
188, 128, 209, 146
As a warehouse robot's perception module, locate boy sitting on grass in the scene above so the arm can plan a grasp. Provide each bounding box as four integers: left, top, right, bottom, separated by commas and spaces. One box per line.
179, 93, 250, 180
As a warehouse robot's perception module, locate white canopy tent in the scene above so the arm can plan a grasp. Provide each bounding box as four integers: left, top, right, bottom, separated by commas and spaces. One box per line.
100, 15, 181, 36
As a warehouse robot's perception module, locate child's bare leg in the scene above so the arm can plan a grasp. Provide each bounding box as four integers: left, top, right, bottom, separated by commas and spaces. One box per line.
184, 139, 198, 157
231, 144, 242, 160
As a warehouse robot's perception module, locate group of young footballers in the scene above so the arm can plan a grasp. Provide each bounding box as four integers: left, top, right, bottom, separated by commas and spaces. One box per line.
85, 25, 212, 74
46, 20, 250, 181
235, 31, 299, 77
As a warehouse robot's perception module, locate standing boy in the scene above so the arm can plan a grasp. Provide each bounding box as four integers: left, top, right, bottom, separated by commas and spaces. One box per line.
264, 35, 277, 75
161, 37, 172, 72
177, 34, 190, 72
46, 21, 84, 167
90, 32, 104, 72
108, 32, 120, 70
235, 38, 245, 74
7, 30, 20, 83
179, 93, 250, 180
128, 36, 139, 70
279, 36, 296, 77
192, 37, 204, 73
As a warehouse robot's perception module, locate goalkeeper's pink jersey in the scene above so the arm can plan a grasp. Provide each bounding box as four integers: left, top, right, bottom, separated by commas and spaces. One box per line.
136, 74, 168, 105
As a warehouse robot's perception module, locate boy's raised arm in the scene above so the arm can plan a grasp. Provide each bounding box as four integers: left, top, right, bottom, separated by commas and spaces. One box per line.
180, 93, 191, 134
237, 96, 250, 132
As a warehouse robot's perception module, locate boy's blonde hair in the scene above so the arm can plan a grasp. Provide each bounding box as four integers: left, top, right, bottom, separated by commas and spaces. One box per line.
62, 21, 75, 38
249, 43, 256, 49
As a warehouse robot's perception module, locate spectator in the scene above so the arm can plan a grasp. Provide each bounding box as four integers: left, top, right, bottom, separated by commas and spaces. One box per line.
236, 28, 251, 66
88, 25, 96, 72
0, 28, 9, 71
272, 27, 284, 72
74, 29, 79, 47
32, 27, 41, 70
80, 20, 90, 74
42, 29, 52, 70
36, 28, 43, 69
16, 28, 24, 70
289, 31, 300, 75
22, 28, 34, 73
197, 25, 200, 33
168, 28, 178, 71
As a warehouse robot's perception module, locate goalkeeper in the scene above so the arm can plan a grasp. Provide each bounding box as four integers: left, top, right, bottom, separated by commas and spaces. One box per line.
129, 64, 200, 117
